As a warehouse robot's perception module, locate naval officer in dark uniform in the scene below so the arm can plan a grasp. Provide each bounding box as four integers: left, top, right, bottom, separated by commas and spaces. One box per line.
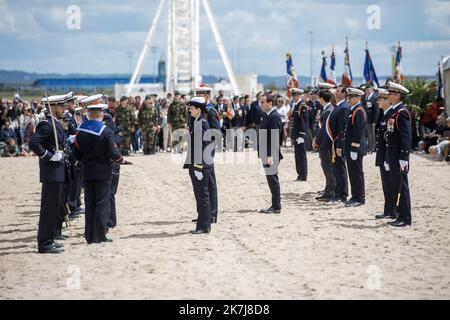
374, 88, 398, 220
72, 103, 124, 244
30, 92, 73, 254
258, 94, 284, 214
328, 85, 350, 203
102, 103, 124, 229
184, 97, 213, 234
195, 87, 219, 224
362, 82, 380, 153
290, 88, 308, 182
344, 87, 367, 207
384, 82, 413, 227
67, 103, 84, 219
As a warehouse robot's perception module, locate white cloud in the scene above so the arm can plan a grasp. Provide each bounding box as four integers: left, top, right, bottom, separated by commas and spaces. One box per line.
0, 0, 447, 77
0, 0, 16, 34
344, 18, 362, 34
425, 0, 450, 35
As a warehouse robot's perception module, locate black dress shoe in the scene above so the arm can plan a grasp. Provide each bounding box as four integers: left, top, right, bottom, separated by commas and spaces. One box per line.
190, 228, 211, 235
259, 207, 281, 214
345, 201, 365, 208
69, 213, 79, 221
317, 190, 326, 195
104, 238, 113, 242
331, 196, 347, 203
192, 218, 217, 223
388, 219, 411, 227
315, 195, 334, 202
375, 213, 397, 220
54, 234, 67, 241
295, 177, 307, 182
38, 243, 64, 254
53, 242, 64, 248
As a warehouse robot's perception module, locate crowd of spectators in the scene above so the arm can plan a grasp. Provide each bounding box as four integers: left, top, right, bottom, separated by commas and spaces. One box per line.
418, 97, 450, 161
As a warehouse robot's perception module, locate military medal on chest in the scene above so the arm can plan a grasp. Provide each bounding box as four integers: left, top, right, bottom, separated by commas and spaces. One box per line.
387, 117, 395, 132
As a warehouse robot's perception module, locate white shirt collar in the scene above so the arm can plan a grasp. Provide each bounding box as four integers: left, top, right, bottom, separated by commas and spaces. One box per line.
323, 102, 332, 110
267, 107, 276, 115
337, 100, 346, 107
392, 102, 403, 110
350, 102, 361, 111
368, 92, 374, 100
384, 105, 395, 114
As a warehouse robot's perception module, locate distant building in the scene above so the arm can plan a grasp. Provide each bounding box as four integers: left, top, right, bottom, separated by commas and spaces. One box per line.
35, 77, 161, 91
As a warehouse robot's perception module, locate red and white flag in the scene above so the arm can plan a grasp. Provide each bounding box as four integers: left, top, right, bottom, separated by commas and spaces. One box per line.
341, 38, 353, 87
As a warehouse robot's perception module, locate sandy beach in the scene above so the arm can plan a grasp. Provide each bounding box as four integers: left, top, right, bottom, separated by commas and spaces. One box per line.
0, 149, 449, 300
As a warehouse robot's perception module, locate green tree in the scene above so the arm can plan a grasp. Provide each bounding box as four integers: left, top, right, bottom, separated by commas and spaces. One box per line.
403, 78, 438, 116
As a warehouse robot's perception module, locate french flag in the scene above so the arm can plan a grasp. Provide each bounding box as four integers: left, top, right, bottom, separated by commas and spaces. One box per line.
341, 42, 353, 87
286, 52, 299, 97
327, 49, 337, 86
395, 43, 404, 82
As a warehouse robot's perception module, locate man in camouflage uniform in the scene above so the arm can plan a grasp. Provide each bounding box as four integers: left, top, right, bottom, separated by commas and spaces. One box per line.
114, 96, 136, 156
138, 95, 160, 155
167, 93, 188, 153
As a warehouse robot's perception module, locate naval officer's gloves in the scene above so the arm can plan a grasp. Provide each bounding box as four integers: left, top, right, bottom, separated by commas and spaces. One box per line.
399, 160, 409, 172
68, 135, 76, 144
49, 151, 64, 162
194, 171, 203, 181
350, 152, 358, 161
384, 161, 390, 172
296, 137, 305, 145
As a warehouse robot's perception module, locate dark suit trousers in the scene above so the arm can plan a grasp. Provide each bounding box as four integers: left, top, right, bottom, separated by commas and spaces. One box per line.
208, 166, 218, 219
389, 164, 412, 221
265, 171, 281, 210
294, 141, 307, 181
55, 182, 69, 236
189, 167, 212, 231
333, 155, 348, 199
319, 148, 336, 198
84, 179, 111, 244
108, 164, 120, 228
346, 155, 365, 203
38, 182, 64, 247
380, 166, 396, 216
68, 167, 83, 212
367, 124, 376, 152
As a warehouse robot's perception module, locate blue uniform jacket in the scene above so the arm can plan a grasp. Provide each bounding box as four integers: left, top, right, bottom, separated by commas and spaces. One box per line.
72, 120, 123, 181
344, 103, 367, 156
29, 116, 67, 183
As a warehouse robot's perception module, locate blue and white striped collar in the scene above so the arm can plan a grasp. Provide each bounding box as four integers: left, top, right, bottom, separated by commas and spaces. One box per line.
77, 120, 106, 136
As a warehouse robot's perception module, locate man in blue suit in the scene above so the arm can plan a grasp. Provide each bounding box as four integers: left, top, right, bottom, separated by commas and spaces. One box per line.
258, 94, 284, 214
328, 85, 351, 203
344, 88, 367, 208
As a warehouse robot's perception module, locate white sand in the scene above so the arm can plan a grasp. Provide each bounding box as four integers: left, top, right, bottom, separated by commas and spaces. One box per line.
0, 150, 449, 299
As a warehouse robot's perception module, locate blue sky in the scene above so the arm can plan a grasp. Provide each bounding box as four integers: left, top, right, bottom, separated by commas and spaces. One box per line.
0, 0, 449, 79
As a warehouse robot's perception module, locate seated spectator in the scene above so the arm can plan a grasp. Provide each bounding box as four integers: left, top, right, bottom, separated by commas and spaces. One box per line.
418, 113, 449, 153
422, 97, 445, 131
429, 140, 450, 161
1, 139, 21, 157
0, 120, 17, 142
